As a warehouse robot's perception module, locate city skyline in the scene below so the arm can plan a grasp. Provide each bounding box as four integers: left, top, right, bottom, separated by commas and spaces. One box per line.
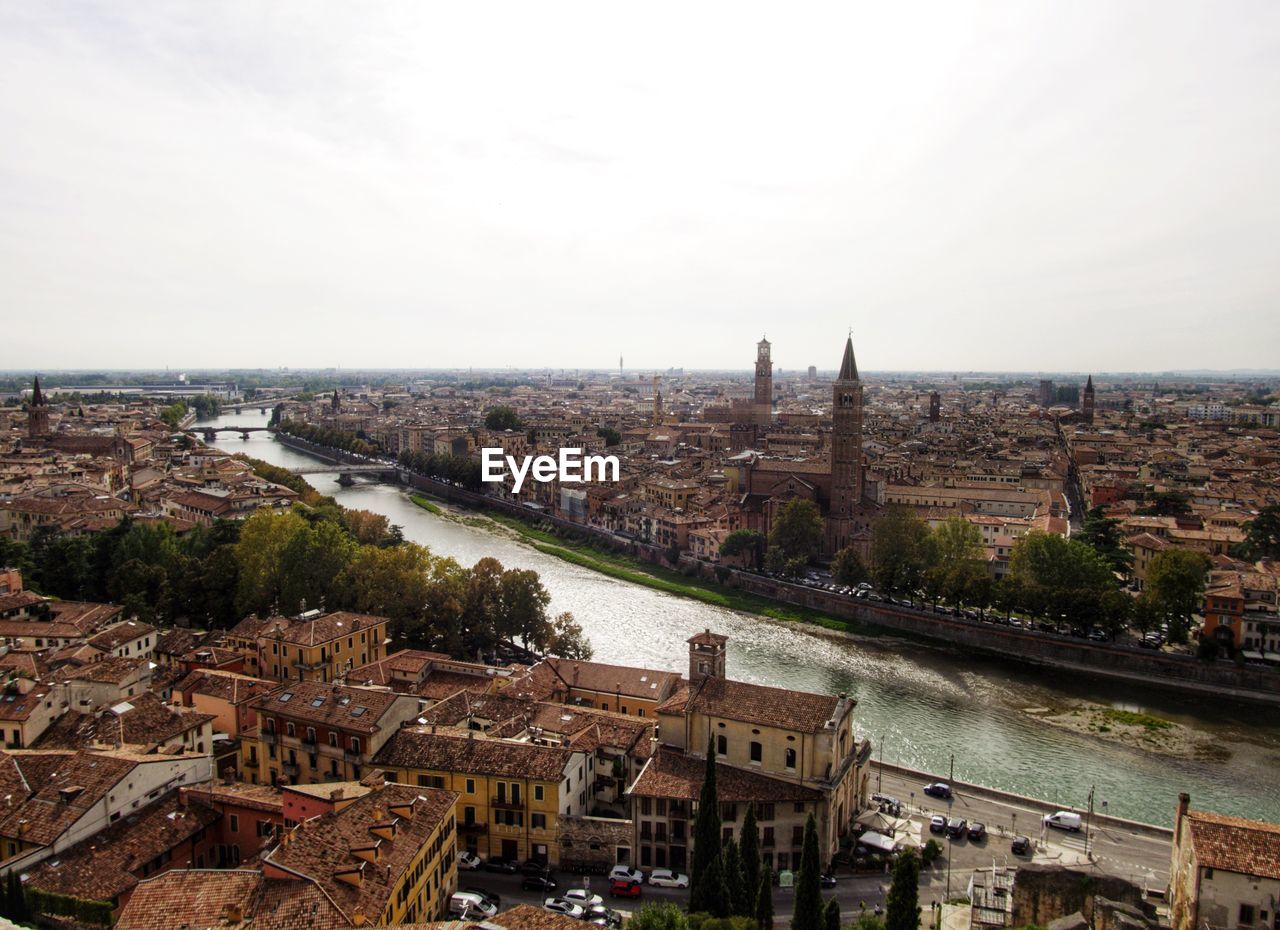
3, 2, 1279, 371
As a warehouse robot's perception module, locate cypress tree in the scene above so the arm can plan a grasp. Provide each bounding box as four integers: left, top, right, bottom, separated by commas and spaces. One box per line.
885, 850, 921, 930
825, 897, 842, 930
7, 872, 28, 923
723, 837, 748, 916
792, 812, 824, 930
701, 850, 730, 918
0, 868, 10, 919
755, 866, 774, 930
689, 736, 722, 913
740, 802, 761, 904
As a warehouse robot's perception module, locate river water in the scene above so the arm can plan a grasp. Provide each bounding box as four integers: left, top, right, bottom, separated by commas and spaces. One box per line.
201, 410, 1280, 826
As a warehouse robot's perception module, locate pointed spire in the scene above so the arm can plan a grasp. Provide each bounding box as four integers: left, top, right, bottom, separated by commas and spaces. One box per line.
31, 375, 45, 406
1085, 374, 1094, 391
837, 336, 858, 381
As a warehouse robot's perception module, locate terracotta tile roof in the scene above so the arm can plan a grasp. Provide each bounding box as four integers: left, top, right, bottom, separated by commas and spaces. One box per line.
1186, 808, 1280, 880
44, 600, 124, 632
418, 690, 533, 729
33, 692, 212, 751
86, 619, 156, 651
517, 657, 681, 702
373, 729, 574, 781
415, 671, 492, 701
180, 781, 285, 816
67, 654, 148, 683
630, 745, 823, 803
25, 794, 221, 902
153, 627, 207, 658
0, 591, 43, 614
0, 750, 138, 846
265, 611, 386, 647
264, 784, 457, 924
115, 870, 261, 930
0, 683, 52, 721
228, 615, 290, 641
347, 649, 447, 689
175, 670, 280, 706
657, 676, 844, 734
484, 903, 587, 930
251, 682, 407, 735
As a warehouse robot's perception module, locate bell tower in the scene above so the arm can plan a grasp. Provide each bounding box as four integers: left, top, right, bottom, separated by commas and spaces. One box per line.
753, 337, 772, 429
687, 629, 727, 682
27, 376, 50, 441
1082, 375, 1095, 425
829, 335, 863, 551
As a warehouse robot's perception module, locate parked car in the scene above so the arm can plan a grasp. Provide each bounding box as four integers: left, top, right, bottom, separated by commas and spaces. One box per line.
609, 865, 644, 884
929, 815, 947, 834
648, 869, 690, 888
483, 857, 518, 874
946, 817, 968, 838
562, 889, 604, 907
463, 889, 500, 910
1043, 811, 1083, 832
457, 851, 482, 871
968, 822, 987, 841
521, 858, 551, 875
585, 905, 623, 928
609, 878, 642, 898
522, 875, 558, 893
1011, 835, 1031, 855
449, 893, 497, 920
543, 899, 586, 919
821, 873, 837, 888
923, 782, 953, 799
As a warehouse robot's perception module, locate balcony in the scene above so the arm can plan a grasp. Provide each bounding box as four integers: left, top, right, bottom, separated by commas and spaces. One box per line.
262, 730, 278, 744
282, 762, 300, 778
459, 820, 488, 834
343, 748, 363, 760
491, 796, 523, 810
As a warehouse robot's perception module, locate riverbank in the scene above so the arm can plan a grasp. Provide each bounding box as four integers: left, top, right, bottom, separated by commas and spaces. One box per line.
1022, 705, 1226, 761
409, 491, 875, 635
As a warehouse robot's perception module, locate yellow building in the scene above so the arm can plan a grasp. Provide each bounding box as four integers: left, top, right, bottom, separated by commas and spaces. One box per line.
372, 729, 592, 867
258, 611, 389, 684
263, 782, 459, 925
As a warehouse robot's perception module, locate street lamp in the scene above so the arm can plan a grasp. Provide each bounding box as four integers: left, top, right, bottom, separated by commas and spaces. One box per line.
1085, 785, 1096, 859
878, 733, 885, 794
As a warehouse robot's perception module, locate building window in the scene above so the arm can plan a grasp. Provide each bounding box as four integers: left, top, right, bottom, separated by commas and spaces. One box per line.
532, 813, 546, 830
466, 779, 476, 794
750, 741, 762, 763
785, 748, 796, 770
1239, 906, 1254, 925
329, 732, 338, 747
534, 785, 544, 801
792, 825, 804, 846
716, 735, 727, 756
286, 723, 295, 737
763, 827, 775, 847
350, 736, 361, 754
229, 814, 239, 833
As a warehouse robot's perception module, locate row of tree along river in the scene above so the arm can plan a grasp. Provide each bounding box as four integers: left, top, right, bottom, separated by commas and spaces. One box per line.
200, 411, 1280, 828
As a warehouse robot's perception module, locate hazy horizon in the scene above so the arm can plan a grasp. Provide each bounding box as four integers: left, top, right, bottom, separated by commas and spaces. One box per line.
4, 2, 1279, 371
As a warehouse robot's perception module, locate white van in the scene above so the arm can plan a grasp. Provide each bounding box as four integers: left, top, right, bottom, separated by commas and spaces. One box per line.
449, 893, 497, 920
1043, 811, 1083, 832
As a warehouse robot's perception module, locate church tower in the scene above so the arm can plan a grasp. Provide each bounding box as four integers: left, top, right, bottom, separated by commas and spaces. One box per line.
829, 336, 863, 551
753, 337, 772, 429
652, 374, 663, 426
27, 376, 50, 441
1082, 375, 1095, 425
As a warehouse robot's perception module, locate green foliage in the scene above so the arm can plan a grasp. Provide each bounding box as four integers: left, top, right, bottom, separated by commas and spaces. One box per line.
926, 518, 986, 607
1137, 491, 1192, 517
1242, 505, 1280, 560
398, 448, 485, 491
1006, 531, 1123, 630
852, 912, 886, 930
235, 453, 332, 506
189, 394, 221, 419
597, 426, 622, 446
885, 849, 921, 930
832, 545, 868, 586
688, 915, 760, 930
1077, 506, 1133, 577
279, 418, 381, 457
769, 499, 825, 567
792, 812, 824, 930
724, 838, 748, 916
740, 802, 761, 909
755, 867, 774, 930
25, 886, 110, 926
721, 530, 766, 568
630, 904, 692, 930
484, 405, 524, 431
871, 507, 933, 595
1147, 548, 1211, 643
825, 898, 842, 930
159, 400, 188, 428
690, 736, 724, 915
921, 838, 943, 867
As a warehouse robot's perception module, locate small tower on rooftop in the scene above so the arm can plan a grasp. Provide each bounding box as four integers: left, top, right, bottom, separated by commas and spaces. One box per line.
687, 629, 727, 682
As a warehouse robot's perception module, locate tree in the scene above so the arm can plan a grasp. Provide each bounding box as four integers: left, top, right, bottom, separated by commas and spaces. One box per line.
498, 568, 552, 650
597, 427, 622, 447
870, 507, 933, 596
690, 736, 725, 915
484, 405, 524, 431
341, 508, 394, 546
1242, 505, 1280, 560
792, 812, 823, 930
825, 898, 842, 930
549, 611, 594, 659
1138, 491, 1192, 517
1147, 548, 1211, 643
234, 509, 310, 616
740, 803, 761, 908
755, 867, 774, 930
278, 519, 359, 615
1006, 532, 1117, 623
1078, 506, 1133, 577
832, 545, 868, 586
38, 535, 96, 600
723, 837, 748, 916
721, 530, 766, 570
926, 517, 987, 607
628, 903, 691, 930
885, 850, 920, 930
770, 499, 825, 567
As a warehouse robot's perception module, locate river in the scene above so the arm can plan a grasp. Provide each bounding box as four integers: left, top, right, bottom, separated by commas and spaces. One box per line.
200, 410, 1280, 827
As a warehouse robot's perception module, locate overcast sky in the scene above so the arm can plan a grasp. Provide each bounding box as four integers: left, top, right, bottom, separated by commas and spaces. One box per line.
2, 2, 1278, 373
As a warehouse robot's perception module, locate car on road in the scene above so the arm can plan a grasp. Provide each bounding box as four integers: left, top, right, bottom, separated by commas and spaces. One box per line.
821, 873, 837, 888
946, 817, 968, 838
609, 878, 642, 898
522, 875, 558, 893
609, 865, 644, 884
457, 851, 482, 871
1043, 811, 1083, 832
462, 889, 500, 911
648, 869, 690, 888
483, 857, 518, 874
967, 822, 987, 841
543, 899, 586, 919
449, 892, 497, 920
521, 858, 552, 875
929, 815, 947, 834
923, 782, 953, 799
1011, 835, 1031, 855
562, 889, 604, 907
585, 905, 623, 928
